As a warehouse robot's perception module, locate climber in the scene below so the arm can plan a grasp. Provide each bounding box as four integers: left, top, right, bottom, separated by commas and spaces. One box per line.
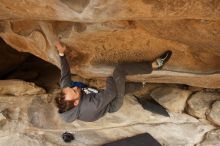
55, 41, 172, 122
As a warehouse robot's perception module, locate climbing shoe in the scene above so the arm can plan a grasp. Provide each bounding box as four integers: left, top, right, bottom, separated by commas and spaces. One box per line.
155, 50, 172, 69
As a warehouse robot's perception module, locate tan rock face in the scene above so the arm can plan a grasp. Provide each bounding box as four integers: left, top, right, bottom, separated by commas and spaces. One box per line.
207, 100, 220, 126
197, 129, 220, 146
0, 83, 215, 146
0, 113, 6, 127
0, 78, 218, 146
0, 0, 219, 21
0, 0, 219, 89
150, 87, 192, 112
0, 0, 219, 142
187, 92, 220, 119
0, 79, 45, 96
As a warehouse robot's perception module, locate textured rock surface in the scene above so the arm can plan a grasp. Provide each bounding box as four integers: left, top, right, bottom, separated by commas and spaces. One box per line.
0, 85, 215, 146
0, 1, 220, 146
197, 129, 220, 146
0, 0, 219, 88
187, 92, 220, 119
150, 87, 192, 112
207, 101, 220, 126
0, 113, 6, 127
0, 0, 219, 21
0, 80, 45, 96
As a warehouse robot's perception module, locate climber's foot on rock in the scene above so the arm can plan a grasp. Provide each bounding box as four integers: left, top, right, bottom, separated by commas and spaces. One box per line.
152, 50, 172, 70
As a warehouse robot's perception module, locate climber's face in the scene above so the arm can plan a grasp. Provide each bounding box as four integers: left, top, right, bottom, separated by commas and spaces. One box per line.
62, 87, 81, 106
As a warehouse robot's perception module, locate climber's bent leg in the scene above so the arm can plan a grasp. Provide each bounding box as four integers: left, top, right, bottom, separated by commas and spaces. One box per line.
108, 62, 152, 113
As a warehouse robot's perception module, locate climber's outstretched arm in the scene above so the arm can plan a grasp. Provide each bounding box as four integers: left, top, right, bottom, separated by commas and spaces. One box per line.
55, 41, 72, 88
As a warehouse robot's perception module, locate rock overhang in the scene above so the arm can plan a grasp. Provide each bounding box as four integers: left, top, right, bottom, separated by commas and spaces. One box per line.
0, 0, 219, 88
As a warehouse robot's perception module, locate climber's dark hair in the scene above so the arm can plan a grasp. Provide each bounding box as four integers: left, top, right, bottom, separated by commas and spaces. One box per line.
55, 91, 75, 113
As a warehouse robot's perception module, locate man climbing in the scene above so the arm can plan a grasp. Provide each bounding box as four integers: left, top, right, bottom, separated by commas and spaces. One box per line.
55, 41, 172, 122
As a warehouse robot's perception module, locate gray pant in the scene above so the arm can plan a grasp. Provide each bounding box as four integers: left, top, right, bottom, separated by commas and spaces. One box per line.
108, 62, 152, 113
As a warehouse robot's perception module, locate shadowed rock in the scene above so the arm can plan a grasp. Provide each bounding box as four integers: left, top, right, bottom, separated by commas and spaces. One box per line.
207, 101, 220, 126
187, 92, 220, 119
61, 0, 90, 13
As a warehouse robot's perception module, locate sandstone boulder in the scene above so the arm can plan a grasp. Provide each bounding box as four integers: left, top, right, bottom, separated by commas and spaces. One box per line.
207, 100, 220, 126
0, 113, 6, 127
0, 133, 55, 146
0, 1, 219, 145
0, 113, 6, 121
187, 92, 220, 119
197, 129, 220, 146
0, 1, 219, 88
27, 97, 59, 129
0, 0, 219, 21
0, 80, 45, 96
150, 87, 192, 112
0, 93, 215, 146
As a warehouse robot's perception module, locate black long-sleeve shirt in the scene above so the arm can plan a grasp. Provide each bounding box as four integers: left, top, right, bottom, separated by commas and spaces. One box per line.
59, 56, 117, 122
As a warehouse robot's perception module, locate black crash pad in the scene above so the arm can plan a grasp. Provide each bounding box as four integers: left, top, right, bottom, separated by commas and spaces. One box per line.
102, 133, 162, 146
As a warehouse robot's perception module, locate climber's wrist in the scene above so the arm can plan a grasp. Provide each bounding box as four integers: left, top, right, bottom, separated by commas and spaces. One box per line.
59, 52, 64, 56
